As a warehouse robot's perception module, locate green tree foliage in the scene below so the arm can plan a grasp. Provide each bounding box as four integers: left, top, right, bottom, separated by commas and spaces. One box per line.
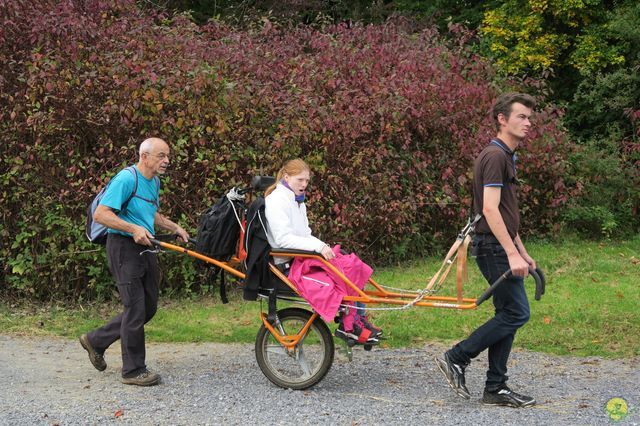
480, 0, 625, 77
478, 1, 638, 119
161, 0, 395, 25
565, 68, 640, 140
388, 1, 497, 30
478, 0, 639, 235
563, 136, 638, 237
162, 0, 501, 29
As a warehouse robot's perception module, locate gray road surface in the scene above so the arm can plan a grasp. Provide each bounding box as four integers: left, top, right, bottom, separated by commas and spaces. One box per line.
1, 335, 638, 425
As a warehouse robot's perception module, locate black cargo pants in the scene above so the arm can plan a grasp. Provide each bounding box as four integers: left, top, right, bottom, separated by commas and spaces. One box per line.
87, 233, 160, 377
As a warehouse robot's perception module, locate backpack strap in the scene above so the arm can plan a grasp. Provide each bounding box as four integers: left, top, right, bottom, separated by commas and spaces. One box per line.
121, 167, 161, 210
152, 176, 160, 205
120, 166, 139, 213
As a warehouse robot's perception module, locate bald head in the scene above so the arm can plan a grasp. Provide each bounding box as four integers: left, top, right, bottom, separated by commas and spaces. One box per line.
139, 137, 168, 158
137, 137, 170, 177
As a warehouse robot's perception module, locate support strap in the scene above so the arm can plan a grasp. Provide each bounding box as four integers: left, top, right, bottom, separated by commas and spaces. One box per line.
220, 272, 229, 304
426, 215, 481, 293
426, 237, 464, 292
455, 234, 471, 304
267, 289, 278, 324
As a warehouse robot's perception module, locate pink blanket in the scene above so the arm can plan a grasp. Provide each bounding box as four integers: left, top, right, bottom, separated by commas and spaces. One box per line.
287, 245, 373, 324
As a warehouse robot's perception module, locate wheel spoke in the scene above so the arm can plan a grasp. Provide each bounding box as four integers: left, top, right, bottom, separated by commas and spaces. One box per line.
265, 344, 288, 356
296, 347, 312, 378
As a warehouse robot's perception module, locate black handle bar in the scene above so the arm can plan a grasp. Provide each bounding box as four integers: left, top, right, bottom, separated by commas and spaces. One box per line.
236, 186, 252, 195
475, 267, 546, 306
153, 234, 179, 242
233, 176, 278, 196
150, 234, 190, 246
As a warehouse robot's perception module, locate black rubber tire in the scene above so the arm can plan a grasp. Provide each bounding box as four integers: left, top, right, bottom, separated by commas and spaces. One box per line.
255, 307, 334, 390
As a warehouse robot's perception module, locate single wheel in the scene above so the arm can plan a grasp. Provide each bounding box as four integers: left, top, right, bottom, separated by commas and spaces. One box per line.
255, 307, 334, 390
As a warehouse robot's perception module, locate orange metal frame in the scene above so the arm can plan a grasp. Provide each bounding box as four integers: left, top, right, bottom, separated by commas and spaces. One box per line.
265, 250, 478, 310
258, 310, 320, 350
156, 234, 478, 348
154, 241, 478, 310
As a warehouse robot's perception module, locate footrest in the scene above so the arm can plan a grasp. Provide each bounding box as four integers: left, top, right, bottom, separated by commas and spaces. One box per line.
335, 328, 379, 348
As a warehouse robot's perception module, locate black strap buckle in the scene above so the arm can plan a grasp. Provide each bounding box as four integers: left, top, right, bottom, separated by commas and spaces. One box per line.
267, 288, 278, 324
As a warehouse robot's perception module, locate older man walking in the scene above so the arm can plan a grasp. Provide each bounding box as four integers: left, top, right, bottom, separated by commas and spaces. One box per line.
80, 138, 188, 386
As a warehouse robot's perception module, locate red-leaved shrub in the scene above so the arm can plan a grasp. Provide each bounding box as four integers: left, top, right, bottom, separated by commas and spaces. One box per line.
0, 0, 577, 299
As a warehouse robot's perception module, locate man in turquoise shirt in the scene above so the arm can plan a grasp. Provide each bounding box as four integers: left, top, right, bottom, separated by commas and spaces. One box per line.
80, 137, 189, 386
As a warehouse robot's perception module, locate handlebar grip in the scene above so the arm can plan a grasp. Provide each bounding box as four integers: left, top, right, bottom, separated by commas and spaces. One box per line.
476, 267, 547, 306
154, 234, 178, 242
150, 234, 181, 246
535, 267, 546, 296
530, 267, 546, 300
475, 270, 512, 306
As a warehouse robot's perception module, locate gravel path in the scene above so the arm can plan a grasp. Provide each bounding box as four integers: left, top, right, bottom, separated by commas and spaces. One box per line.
1, 334, 638, 425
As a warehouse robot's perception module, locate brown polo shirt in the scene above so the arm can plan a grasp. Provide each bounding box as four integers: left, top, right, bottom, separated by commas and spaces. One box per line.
473, 139, 520, 239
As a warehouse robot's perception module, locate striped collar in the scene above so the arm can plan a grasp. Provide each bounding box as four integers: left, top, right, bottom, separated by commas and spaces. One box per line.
490, 138, 514, 155
491, 138, 518, 175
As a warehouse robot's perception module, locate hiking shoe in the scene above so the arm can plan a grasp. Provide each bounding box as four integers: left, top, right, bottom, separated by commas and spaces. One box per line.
356, 314, 383, 338
335, 323, 379, 347
435, 352, 470, 399
121, 369, 161, 386
79, 334, 106, 371
482, 386, 536, 407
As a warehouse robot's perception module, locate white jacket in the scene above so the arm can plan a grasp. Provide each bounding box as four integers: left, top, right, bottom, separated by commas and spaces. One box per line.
264, 184, 326, 263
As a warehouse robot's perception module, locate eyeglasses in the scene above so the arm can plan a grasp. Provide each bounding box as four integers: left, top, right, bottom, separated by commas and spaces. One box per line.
143, 152, 169, 160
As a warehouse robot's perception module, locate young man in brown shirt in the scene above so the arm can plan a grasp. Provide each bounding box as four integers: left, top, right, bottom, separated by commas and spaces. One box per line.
436, 93, 538, 407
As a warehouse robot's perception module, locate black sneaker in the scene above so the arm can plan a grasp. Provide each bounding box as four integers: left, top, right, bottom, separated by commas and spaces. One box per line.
121, 369, 161, 386
435, 352, 470, 399
79, 334, 107, 371
482, 386, 536, 407
335, 323, 379, 347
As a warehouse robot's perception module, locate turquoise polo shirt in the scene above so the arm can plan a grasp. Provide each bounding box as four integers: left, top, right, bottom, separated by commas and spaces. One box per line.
99, 165, 160, 236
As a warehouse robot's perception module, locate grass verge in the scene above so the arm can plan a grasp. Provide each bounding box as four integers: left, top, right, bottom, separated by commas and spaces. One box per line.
1, 236, 638, 358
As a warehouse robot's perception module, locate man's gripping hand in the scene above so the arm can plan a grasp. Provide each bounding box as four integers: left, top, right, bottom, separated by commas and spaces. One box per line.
132, 225, 154, 246
507, 252, 530, 278
174, 225, 189, 243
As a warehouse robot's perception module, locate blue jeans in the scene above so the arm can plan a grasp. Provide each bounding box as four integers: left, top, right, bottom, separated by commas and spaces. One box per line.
448, 238, 530, 391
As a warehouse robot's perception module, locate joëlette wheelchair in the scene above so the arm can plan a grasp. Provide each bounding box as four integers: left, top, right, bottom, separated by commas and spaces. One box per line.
151, 176, 545, 390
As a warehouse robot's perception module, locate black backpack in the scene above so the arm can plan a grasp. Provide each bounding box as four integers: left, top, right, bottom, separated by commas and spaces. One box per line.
195, 194, 245, 260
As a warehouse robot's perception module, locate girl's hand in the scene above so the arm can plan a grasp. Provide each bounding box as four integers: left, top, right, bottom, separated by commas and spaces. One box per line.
321, 245, 335, 260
